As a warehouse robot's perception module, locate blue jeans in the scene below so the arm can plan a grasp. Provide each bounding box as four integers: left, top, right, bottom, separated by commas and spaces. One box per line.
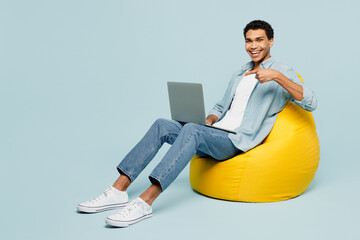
117, 118, 242, 191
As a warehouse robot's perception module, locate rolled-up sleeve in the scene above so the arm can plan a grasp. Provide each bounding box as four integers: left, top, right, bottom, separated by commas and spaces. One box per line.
290, 85, 318, 112
282, 68, 318, 112
208, 102, 224, 119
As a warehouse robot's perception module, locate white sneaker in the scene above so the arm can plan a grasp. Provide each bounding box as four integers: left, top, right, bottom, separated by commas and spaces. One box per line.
77, 186, 129, 213
105, 197, 152, 227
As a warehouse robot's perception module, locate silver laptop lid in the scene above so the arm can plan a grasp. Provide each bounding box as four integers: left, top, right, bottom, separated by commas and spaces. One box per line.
167, 82, 206, 124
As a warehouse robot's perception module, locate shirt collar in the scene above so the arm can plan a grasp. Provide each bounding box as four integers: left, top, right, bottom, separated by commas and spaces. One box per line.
259, 57, 275, 69
240, 57, 275, 72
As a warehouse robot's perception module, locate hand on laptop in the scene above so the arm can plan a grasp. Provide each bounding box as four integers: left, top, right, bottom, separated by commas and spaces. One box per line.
206, 115, 218, 126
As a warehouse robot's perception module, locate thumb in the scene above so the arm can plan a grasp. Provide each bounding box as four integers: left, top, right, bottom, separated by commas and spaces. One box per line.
244, 69, 257, 76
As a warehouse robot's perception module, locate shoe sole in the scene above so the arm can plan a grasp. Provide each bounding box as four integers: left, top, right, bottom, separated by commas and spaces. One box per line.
77, 202, 128, 213
105, 213, 152, 227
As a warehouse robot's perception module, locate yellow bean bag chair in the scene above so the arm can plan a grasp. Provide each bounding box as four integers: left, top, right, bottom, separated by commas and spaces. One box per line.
189, 77, 320, 202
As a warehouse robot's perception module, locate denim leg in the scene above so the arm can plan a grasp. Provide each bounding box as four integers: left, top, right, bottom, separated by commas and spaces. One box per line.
149, 123, 241, 191
117, 118, 183, 182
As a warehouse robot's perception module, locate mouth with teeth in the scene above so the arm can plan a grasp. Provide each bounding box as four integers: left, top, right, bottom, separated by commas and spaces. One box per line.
250, 50, 261, 58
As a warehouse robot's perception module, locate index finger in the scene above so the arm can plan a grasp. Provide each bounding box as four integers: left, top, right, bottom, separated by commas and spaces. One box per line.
244, 69, 257, 76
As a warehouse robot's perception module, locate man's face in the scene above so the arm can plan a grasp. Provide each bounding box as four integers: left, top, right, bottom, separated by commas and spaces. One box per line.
245, 29, 273, 65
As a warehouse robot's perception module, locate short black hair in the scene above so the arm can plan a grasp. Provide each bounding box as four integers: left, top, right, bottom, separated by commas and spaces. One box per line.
243, 20, 274, 40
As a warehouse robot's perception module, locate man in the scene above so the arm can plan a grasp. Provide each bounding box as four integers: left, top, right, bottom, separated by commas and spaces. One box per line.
77, 20, 317, 227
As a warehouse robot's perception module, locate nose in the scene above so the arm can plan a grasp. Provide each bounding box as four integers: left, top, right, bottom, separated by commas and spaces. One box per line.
251, 41, 258, 49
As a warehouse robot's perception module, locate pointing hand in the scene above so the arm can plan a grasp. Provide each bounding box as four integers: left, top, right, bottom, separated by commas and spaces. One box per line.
244, 69, 279, 83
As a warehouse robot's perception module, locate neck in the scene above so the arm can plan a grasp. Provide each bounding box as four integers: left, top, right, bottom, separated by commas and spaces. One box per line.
253, 55, 271, 70
253, 62, 261, 70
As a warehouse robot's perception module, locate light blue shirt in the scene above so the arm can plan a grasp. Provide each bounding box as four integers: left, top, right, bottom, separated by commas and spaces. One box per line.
208, 57, 318, 152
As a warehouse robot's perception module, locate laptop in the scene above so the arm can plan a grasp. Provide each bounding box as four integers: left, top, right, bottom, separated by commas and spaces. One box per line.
167, 82, 236, 134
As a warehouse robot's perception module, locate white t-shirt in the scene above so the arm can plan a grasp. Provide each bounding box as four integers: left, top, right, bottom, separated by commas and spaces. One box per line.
213, 73, 258, 131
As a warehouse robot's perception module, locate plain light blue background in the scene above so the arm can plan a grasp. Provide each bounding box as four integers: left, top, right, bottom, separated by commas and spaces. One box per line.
1, 0, 359, 239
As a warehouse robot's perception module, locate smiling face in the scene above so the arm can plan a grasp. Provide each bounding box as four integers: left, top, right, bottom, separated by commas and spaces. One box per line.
245, 29, 273, 68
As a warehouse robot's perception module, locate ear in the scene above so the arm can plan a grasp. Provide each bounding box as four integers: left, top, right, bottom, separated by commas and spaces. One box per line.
269, 38, 274, 47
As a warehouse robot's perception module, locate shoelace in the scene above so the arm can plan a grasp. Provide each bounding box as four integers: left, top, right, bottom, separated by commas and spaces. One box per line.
89, 188, 112, 203
117, 201, 142, 217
